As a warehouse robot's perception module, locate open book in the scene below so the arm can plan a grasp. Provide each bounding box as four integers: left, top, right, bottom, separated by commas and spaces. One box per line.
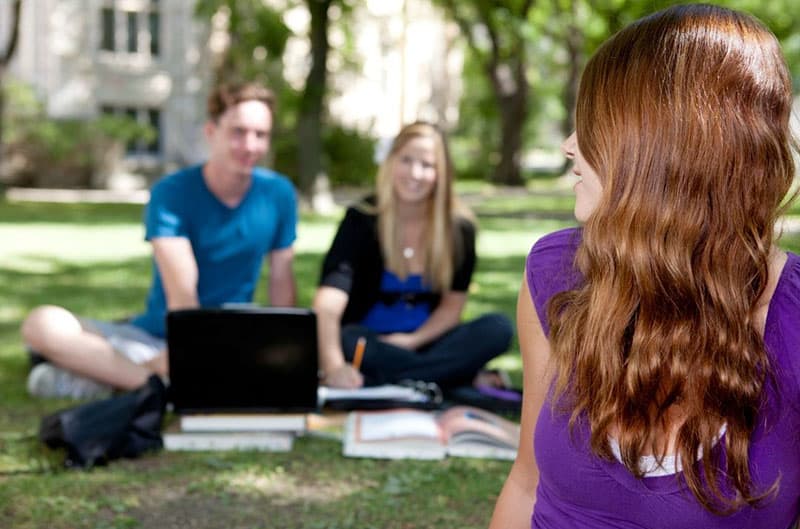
343, 406, 520, 460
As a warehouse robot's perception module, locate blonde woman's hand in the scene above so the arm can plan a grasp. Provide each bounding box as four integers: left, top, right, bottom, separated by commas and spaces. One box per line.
322, 363, 364, 389
379, 332, 419, 350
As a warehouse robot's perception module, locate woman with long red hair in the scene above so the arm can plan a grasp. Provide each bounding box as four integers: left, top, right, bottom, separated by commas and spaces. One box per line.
492, 4, 800, 528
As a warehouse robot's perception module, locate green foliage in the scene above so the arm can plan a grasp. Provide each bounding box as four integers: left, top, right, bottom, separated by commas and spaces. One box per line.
18, 117, 151, 164
195, 0, 292, 84
449, 50, 499, 182
2, 80, 155, 188
2, 79, 39, 123
323, 126, 378, 186
438, 1, 562, 181
433, 0, 538, 185
95, 114, 157, 146
444, 0, 800, 184
4, 80, 154, 155
272, 123, 377, 187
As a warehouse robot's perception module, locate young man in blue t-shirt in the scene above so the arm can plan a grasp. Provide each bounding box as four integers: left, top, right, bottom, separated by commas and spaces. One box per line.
21, 82, 298, 399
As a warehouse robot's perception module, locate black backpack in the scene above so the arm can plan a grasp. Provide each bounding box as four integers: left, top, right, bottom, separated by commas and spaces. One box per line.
39, 374, 167, 468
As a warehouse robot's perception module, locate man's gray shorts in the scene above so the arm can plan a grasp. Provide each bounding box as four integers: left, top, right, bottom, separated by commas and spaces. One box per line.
80, 318, 165, 364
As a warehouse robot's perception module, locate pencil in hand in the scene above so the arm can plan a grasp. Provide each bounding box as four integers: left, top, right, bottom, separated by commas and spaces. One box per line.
352, 336, 367, 371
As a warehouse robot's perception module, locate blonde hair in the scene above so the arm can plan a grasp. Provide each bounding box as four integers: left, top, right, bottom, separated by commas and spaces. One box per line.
549, 4, 795, 513
372, 122, 473, 291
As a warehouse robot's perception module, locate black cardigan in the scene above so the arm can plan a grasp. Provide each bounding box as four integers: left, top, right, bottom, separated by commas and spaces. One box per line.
318, 198, 476, 325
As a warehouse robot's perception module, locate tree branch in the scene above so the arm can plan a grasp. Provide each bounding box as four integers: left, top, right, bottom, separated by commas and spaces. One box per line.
521, 0, 535, 17
1, 0, 22, 66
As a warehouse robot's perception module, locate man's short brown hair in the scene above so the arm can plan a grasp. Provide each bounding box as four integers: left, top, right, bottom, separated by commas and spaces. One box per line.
207, 82, 275, 122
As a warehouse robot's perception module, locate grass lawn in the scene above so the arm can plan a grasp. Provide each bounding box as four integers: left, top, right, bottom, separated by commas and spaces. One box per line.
0, 187, 576, 529
2, 183, 799, 529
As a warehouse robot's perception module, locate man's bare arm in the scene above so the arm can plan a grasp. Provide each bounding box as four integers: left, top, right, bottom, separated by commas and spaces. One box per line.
152, 237, 199, 310
268, 246, 296, 306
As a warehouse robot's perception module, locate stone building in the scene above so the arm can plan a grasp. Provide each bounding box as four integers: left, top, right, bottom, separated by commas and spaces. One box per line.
3, 0, 461, 189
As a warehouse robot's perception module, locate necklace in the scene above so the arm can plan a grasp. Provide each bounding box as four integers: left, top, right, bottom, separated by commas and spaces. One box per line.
402, 247, 414, 259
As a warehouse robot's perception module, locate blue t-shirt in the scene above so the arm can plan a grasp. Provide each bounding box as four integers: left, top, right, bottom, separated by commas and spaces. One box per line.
360, 271, 432, 333
130, 165, 297, 337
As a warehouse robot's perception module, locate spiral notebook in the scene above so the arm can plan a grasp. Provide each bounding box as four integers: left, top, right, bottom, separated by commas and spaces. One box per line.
166, 307, 319, 414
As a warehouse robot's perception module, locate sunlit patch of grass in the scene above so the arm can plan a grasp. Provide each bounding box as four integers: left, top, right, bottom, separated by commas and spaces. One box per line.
225, 466, 368, 504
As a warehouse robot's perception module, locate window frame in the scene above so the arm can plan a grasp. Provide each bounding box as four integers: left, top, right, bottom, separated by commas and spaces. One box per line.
98, 1, 161, 60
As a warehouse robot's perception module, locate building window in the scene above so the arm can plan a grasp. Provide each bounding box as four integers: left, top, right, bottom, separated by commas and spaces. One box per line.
126, 12, 138, 53
98, 2, 160, 58
148, 11, 160, 55
100, 8, 115, 51
145, 109, 161, 153
101, 106, 162, 156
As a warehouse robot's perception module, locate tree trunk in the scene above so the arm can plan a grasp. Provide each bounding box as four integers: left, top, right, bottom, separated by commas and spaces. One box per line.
494, 92, 526, 186
488, 58, 528, 186
0, 68, 5, 181
0, 0, 23, 181
297, 0, 333, 210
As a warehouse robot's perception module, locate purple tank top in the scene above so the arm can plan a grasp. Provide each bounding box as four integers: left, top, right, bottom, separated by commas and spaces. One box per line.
525, 227, 800, 529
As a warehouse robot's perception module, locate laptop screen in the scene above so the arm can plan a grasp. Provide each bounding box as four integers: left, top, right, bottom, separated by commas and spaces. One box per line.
166, 308, 319, 413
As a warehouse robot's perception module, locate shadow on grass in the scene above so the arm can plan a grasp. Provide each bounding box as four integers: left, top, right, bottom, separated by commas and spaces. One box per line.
0, 437, 509, 528
122, 441, 506, 529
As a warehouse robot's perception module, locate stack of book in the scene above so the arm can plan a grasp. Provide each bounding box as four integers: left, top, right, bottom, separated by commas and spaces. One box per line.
163, 413, 307, 452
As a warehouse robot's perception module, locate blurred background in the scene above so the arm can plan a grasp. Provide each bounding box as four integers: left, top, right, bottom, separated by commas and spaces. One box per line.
1, 0, 799, 207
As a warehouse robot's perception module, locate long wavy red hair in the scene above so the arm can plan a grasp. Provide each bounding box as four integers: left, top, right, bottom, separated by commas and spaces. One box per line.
548, 4, 796, 512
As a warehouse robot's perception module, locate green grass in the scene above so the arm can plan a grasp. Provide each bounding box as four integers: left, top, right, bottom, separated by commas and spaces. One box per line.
0, 189, 577, 529
3, 184, 799, 528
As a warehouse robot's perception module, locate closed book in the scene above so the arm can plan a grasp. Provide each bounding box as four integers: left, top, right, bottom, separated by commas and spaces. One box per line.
318, 383, 439, 410
179, 413, 307, 433
343, 406, 519, 461
163, 424, 294, 452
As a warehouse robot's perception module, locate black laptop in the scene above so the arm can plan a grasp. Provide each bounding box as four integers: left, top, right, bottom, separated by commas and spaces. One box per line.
166, 307, 319, 413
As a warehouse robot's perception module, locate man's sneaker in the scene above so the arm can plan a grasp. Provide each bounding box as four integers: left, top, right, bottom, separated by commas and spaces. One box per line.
26, 346, 48, 368
27, 363, 112, 400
